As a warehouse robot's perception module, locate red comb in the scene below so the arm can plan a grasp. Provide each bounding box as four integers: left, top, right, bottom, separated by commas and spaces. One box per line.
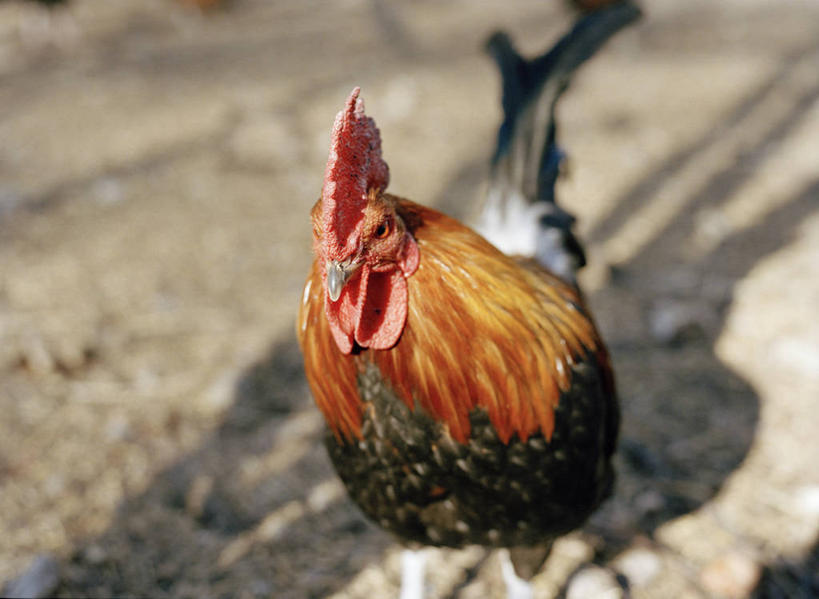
321, 88, 390, 259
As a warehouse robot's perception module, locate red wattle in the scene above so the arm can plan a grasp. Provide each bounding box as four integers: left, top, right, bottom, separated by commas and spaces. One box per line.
325, 264, 409, 354
355, 268, 408, 350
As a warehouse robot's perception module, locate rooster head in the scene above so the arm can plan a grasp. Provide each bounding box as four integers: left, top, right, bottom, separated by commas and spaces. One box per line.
314, 87, 419, 354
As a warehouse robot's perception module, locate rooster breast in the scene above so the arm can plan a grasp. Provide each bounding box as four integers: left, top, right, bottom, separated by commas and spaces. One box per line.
298, 199, 618, 548
326, 356, 615, 548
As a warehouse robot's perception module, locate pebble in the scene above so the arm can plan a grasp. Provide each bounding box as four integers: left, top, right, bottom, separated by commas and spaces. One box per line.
699, 552, 761, 599
2, 554, 60, 599
771, 337, 819, 380
647, 300, 707, 345
105, 413, 133, 442
566, 565, 623, 599
0, 187, 23, 216
20, 335, 54, 375
614, 547, 662, 587
92, 177, 124, 205
794, 485, 819, 518
82, 544, 107, 566
185, 474, 214, 518
249, 578, 273, 596
634, 488, 667, 516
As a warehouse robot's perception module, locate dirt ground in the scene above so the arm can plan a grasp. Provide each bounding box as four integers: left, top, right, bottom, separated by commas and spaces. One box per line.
1, 0, 818, 597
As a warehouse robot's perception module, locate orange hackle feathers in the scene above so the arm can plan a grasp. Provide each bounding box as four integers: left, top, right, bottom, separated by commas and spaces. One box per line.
298, 196, 609, 445
298, 273, 361, 440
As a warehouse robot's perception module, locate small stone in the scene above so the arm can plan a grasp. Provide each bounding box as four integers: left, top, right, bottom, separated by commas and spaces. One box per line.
105, 413, 132, 442
250, 578, 272, 596
202, 371, 235, 414
20, 335, 54, 375
82, 544, 107, 566
771, 337, 819, 380
700, 552, 761, 599
566, 565, 623, 599
794, 485, 819, 517
692, 207, 732, 250
0, 187, 23, 215
305, 479, 344, 512
647, 300, 706, 345
2, 554, 60, 599
634, 488, 666, 515
614, 547, 662, 587
93, 177, 124, 205
185, 474, 214, 518
43, 473, 66, 498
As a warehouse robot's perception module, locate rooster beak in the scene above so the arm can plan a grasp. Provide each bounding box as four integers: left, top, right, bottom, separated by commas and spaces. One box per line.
326, 259, 362, 302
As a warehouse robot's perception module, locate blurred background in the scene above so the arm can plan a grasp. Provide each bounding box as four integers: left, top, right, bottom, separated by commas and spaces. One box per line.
1, 0, 818, 597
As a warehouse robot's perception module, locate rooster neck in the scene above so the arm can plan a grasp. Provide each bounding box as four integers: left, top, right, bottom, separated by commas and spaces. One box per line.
299, 200, 613, 444
369, 201, 609, 444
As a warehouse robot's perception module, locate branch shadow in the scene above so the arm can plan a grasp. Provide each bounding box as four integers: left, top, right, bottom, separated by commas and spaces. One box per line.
752, 539, 819, 599
553, 43, 819, 599
585, 37, 819, 247
588, 176, 819, 547
18, 7, 818, 599
56, 336, 390, 599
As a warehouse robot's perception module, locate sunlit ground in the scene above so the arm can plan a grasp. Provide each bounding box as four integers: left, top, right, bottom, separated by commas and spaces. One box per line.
1, 1, 817, 597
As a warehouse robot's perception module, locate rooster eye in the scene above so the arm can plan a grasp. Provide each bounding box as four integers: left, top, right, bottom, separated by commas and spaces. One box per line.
375, 219, 391, 239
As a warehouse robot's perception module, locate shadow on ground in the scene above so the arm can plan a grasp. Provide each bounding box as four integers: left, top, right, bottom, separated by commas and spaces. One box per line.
57, 335, 390, 599
753, 540, 819, 599
33, 10, 819, 599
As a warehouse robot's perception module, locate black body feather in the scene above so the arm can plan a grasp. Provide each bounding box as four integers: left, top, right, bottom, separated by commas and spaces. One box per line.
326, 359, 616, 548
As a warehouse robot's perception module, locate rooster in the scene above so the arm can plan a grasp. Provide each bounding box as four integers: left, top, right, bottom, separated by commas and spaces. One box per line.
297, 3, 640, 598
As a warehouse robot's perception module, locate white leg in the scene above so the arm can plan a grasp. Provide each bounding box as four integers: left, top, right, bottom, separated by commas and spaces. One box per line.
499, 548, 534, 599
399, 548, 427, 599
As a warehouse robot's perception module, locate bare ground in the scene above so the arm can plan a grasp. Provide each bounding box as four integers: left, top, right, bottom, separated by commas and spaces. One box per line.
1, 1, 818, 598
